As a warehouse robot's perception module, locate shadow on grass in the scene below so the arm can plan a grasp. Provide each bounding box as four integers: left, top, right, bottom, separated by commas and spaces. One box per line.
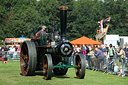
52, 73, 70, 79
20, 72, 43, 76
74, 77, 85, 79
20, 72, 70, 79
35, 71, 43, 76
20, 73, 22, 75
35, 72, 70, 79
74, 77, 77, 79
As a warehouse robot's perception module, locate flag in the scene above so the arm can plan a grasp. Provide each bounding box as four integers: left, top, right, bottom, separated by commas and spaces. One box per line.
105, 17, 111, 22
98, 20, 103, 24
98, 20, 103, 33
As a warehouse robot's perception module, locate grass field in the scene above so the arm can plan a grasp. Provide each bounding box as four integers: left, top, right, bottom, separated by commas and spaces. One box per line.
0, 60, 128, 85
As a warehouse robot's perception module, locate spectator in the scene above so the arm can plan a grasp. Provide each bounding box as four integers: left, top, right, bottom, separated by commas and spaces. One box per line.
9, 46, 15, 58
86, 45, 91, 69
118, 65, 125, 77
69, 45, 76, 65
117, 46, 126, 69
13, 46, 17, 59
87, 46, 95, 70
17, 46, 21, 52
105, 44, 109, 54
10, 46, 15, 52
73, 45, 78, 54
76, 45, 81, 53
4, 46, 9, 51
17, 46, 21, 55
94, 47, 104, 71
124, 44, 128, 58
113, 46, 118, 61
124, 44, 128, 67
4, 56, 8, 64
15, 46, 18, 51
101, 44, 107, 65
82, 45, 86, 56
114, 63, 119, 75
1, 46, 4, 52
108, 44, 115, 63
4, 46, 9, 56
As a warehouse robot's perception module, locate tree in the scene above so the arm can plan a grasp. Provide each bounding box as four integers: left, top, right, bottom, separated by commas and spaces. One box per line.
0, 0, 128, 41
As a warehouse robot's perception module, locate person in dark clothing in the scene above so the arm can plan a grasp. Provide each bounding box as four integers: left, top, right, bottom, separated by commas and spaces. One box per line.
1, 46, 4, 51
86, 45, 90, 54
124, 44, 128, 58
4, 46, 9, 57
4, 46, 9, 51
123, 44, 128, 69
4, 56, 8, 64
105, 44, 109, 54
86, 45, 91, 69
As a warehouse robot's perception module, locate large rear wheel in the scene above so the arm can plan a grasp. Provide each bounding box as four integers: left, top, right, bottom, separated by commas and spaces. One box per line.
20, 41, 37, 76
43, 54, 53, 80
75, 54, 86, 79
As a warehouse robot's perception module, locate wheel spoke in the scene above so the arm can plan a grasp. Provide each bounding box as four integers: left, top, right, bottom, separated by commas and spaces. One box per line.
24, 46, 28, 53
78, 63, 81, 68
43, 64, 48, 69
21, 51, 28, 71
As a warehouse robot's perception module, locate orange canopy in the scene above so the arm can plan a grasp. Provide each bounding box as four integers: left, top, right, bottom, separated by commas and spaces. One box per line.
70, 36, 102, 45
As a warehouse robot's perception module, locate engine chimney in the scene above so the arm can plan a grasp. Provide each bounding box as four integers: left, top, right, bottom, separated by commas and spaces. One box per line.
59, 6, 68, 41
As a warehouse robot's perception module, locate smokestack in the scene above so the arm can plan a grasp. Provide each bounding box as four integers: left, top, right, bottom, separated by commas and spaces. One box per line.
59, 6, 68, 41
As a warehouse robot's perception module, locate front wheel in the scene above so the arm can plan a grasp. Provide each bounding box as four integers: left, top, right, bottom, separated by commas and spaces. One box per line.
43, 54, 53, 80
75, 54, 86, 79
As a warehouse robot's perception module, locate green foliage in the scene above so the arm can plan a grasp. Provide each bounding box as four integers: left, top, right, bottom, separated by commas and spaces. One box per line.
0, 0, 127, 40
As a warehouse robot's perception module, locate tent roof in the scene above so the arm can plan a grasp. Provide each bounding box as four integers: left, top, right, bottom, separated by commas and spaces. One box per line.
70, 36, 102, 45
18, 35, 26, 39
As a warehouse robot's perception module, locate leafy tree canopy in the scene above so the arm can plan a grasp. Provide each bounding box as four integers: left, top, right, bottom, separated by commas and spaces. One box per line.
0, 0, 127, 41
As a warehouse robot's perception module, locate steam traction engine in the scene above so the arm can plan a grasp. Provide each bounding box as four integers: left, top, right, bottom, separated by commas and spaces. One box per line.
20, 6, 86, 80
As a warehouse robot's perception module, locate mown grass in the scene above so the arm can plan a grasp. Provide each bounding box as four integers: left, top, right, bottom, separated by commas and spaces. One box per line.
0, 60, 128, 85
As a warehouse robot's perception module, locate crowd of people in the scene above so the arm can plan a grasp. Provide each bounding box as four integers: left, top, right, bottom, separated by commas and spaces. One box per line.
0, 45, 21, 59
1, 43, 128, 77
71, 44, 128, 77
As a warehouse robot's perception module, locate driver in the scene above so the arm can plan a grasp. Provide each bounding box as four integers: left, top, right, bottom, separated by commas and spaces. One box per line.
36, 26, 46, 36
